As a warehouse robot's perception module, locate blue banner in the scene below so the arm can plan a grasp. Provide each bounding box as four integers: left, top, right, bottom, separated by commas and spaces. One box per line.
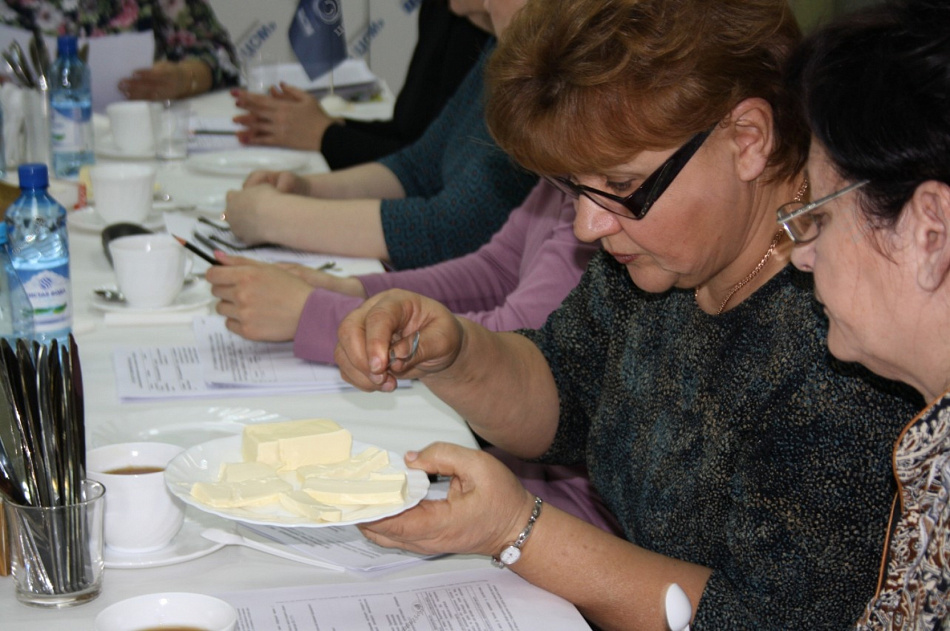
289, 0, 347, 80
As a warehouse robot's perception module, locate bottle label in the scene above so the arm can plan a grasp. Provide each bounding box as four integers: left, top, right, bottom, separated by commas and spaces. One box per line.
15, 263, 71, 336
51, 104, 92, 152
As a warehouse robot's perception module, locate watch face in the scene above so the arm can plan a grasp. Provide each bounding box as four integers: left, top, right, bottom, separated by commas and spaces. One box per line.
500, 545, 521, 566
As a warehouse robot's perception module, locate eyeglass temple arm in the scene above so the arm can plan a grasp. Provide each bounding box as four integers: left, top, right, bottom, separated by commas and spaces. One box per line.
776, 180, 870, 223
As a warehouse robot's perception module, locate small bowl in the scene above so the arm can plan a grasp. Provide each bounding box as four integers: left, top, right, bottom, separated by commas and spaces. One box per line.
94, 592, 237, 631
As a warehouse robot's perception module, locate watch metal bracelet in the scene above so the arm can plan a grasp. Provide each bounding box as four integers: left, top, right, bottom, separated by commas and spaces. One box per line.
491, 496, 543, 569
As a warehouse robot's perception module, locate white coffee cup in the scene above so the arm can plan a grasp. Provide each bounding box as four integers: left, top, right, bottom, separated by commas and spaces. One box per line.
89, 164, 156, 226
109, 234, 193, 309
105, 100, 156, 155
94, 592, 238, 631
86, 442, 186, 553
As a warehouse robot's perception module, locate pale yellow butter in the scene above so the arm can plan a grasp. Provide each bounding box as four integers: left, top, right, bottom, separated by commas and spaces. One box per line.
278, 490, 344, 522
301, 476, 407, 506
191, 477, 292, 508
219, 461, 279, 482
296, 447, 390, 481
242, 419, 352, 469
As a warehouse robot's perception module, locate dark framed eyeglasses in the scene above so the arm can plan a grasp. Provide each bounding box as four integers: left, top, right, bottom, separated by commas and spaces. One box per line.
776, 179, 869, 244
545, 126, 714, 220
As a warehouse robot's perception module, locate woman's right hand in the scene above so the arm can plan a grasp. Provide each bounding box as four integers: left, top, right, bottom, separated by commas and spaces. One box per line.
335, 289, 465, 392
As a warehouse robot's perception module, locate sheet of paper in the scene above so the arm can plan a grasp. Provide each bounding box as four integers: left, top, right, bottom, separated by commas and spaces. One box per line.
88, 31, 155, 112
215, 567, 592, 631
193, 315, 350, 388
112, 344, 346, 402
240, 523, 436, 573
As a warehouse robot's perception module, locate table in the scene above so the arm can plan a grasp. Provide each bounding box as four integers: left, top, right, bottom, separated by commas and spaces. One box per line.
1, 91, 489, 629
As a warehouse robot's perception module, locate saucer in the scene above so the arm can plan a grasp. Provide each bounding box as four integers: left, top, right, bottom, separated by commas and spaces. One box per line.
68, 206, 167, 233
91, 280, 214, 313
104, 512, 226, 569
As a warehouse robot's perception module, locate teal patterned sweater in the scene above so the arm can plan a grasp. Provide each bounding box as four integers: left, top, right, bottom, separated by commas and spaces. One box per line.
379, 44, 538, 270
519, 250, 920, 629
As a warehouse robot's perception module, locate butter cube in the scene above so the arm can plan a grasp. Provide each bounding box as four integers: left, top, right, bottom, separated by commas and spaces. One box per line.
219, 461, 278, 482
296, 447, 390, 482
278, 490, 343, 522
301, 476, 407, 506
191, 477, 292, 508
242, 419, 352, 469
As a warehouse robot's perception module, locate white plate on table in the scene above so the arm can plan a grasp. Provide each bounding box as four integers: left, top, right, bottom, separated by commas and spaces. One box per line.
104, 509, 226, 569
67, 205, 170, 233
90, 406, 287, 449
185, 149, 309, 177
166, 435, 429, 528
90, 280, 214, 313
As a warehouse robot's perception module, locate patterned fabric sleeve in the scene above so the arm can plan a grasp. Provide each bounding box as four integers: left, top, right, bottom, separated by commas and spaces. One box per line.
150, 0, 239, 88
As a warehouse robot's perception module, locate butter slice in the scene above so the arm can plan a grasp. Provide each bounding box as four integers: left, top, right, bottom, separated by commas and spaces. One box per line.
191, 477, 292, 508
278, 490, 343, 522
301, 477, 407, 506
296, 447, 390, 482
242, 419, 352, 469
219, 461, 279, 482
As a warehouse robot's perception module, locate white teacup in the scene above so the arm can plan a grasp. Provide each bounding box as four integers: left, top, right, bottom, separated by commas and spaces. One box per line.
89, 164, 156, 226
86, 442, 186, 553
105, 100, 156, 155
109, 234, 192, 309
94, 592, 237, 631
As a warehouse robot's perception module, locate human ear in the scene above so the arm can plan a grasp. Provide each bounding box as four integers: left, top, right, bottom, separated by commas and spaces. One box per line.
908, 181, 950, 291
725, 98, 773, 183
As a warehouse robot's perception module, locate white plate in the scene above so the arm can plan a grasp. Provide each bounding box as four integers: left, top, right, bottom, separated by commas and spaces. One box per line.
67, 206, 167, 233
104, 510, 226, 569
95, 136, 156, 160
90, 279, 214, 313
166, 435, 429, 528
185, 149, 309, 177
89, 406, 288, 449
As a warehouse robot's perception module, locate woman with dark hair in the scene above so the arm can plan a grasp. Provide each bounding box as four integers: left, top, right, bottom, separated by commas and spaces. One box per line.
332, 0, 919, 628
784, 1, 950, 627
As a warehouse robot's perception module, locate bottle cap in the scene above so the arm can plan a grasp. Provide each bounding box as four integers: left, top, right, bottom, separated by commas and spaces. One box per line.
56, 35, 78, 57
17, 164, 49, 189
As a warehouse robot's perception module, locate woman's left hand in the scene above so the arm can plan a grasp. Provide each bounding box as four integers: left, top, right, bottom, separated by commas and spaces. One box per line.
359, 442, 536, 557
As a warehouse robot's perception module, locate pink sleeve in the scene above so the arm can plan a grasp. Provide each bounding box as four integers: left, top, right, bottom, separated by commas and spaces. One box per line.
361, 181, 595, 331
292, 289, 363, 363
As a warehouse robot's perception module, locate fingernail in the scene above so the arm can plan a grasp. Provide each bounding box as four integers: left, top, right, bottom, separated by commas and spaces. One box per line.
370, 356, 383, 373
405, 451, 418, 462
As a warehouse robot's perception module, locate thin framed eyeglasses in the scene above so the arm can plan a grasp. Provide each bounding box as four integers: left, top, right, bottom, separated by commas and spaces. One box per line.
776, 179, 869, 244
545, 126, 714, 220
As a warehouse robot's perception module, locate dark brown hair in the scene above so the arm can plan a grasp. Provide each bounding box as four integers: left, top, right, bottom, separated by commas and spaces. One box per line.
485, 0, 807, 181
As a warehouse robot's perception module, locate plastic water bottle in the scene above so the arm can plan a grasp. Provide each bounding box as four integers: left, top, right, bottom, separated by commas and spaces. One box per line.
0, 223, 34, 342
49, 35, 94, 179
6, 164, 71, 344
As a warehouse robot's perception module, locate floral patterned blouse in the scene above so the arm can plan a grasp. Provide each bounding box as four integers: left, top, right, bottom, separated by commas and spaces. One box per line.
0, 0, 238, 88
857, 390, 950, 629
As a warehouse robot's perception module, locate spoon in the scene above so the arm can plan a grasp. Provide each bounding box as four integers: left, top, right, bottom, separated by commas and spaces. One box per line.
200, 527, 344, 571
665, 583, 692, 631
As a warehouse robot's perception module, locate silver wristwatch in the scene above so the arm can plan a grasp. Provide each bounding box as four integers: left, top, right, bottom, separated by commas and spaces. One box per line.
492, 496, 543, 569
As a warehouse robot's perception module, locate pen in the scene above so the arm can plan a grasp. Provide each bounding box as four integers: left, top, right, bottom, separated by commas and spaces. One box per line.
172, 235, 220, 266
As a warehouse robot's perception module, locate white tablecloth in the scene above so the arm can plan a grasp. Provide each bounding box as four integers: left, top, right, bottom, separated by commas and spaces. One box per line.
1, 91, 488, 629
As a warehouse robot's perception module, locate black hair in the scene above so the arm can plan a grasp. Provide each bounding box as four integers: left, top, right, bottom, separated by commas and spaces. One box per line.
786, 0, 950, 227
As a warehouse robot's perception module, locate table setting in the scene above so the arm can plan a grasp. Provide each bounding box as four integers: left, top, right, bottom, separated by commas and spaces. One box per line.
0, 89, 594, 630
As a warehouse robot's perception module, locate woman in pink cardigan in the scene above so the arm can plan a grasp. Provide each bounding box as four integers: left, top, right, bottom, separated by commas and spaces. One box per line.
207, 180, 594, 362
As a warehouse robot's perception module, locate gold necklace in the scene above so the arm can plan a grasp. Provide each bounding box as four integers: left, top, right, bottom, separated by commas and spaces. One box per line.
697, 177, 809, 315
